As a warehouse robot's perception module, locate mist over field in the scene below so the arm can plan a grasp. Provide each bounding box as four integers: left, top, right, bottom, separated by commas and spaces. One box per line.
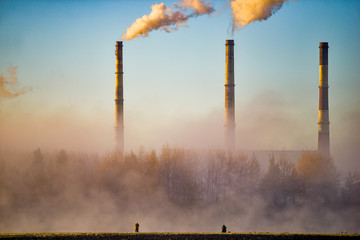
0, 147, 359, 233
1, 0, 359, 235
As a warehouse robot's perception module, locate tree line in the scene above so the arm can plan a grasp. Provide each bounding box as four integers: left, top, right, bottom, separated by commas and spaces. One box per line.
0, 146, 359, 232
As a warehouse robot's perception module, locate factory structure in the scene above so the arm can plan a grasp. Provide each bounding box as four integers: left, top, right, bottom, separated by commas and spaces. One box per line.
114, 41, 124, 153
114, 40, 331, 157
224, 40, 236, 152
318, 42, 330, 156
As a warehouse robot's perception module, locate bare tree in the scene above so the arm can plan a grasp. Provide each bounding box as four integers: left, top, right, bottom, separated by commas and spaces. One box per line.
296, 151, 339, 205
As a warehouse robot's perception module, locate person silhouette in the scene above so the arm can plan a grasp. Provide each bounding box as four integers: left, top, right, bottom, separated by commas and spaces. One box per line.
135, 222, 139, 232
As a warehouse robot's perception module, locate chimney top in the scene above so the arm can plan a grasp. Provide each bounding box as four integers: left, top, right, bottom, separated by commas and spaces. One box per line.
226, 40, 234, 46
319, 42, 328, 48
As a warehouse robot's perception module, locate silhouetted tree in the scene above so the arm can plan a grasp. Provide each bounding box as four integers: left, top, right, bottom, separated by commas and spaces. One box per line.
234, 153, 261, 199
32, 148, 44, 167
277, 155, 300, 206
159, 146, 199, 205
97, 152, 124, 194
260, 154, 300, 209
342, 171, 360, 207
205, 150, 227, 203
296, 151, 339, 205
144, 150, 159, 176
261, 155, 282, 208
141, 150, 160, 194
56, 149, 68, 167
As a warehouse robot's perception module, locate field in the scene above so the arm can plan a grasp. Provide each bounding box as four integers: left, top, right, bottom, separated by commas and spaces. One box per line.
0, 232, 359, 240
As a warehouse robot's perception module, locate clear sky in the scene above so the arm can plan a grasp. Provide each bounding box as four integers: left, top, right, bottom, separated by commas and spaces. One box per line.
0, 0, 359, 171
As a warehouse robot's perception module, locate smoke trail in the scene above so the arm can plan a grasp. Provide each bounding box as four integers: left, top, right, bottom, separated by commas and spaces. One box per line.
179, 0, 214, 15
0, 66, 28, 99
122, 0, 214, 40
230, 0, 296, 29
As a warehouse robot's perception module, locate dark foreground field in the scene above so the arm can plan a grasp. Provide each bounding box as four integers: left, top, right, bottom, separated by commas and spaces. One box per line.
0, 233, 359, 240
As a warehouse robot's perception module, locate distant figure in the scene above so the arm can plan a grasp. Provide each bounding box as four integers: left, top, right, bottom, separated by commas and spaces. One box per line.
135, 222, 139, 232
222, 225, 227, 233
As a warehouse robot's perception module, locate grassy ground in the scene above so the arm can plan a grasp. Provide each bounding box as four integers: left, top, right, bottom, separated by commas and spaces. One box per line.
0, 232, 359, 240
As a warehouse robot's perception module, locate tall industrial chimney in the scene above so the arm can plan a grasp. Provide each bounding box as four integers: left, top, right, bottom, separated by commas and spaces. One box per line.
318, 42, 330, 156
225, 40, 235, 151
115, 41, 124, 153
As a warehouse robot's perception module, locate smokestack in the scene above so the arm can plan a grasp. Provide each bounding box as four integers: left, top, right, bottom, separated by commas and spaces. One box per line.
318, 42, 330, 156
115, 41, 124, 153
225, 39, 235, 151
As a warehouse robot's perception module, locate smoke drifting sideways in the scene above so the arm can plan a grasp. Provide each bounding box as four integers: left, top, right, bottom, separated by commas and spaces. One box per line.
0, 66, 29, 99
122, 0, 297, 40
231, 0, 297, 30
122, 0, 215, 40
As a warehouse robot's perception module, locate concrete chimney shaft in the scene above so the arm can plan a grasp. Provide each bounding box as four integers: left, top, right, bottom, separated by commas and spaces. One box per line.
225, 40, 235, 151
115, 41, 124, 153
318, 42, 330, 156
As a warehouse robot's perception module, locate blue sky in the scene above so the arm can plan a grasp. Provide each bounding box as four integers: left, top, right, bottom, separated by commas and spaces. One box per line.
0, 0, 359, 170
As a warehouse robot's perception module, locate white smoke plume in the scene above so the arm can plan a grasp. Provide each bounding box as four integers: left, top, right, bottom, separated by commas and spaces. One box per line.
122, 0, 214, 40
179, 0, 214, 15
0, 66, 28, 99
230, 0, 296, 29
